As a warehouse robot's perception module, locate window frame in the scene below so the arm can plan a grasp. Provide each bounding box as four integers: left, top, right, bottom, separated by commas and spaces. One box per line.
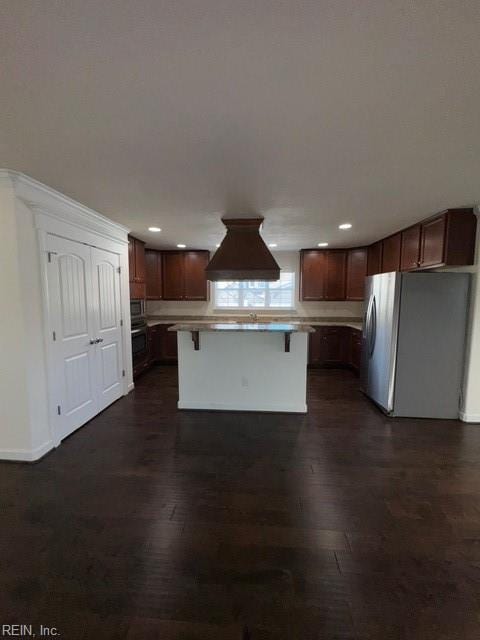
213, 272, 296, 311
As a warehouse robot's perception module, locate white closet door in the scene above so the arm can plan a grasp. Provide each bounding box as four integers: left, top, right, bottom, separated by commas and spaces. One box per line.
46, 235, 98, 440
91, 247, 124, 412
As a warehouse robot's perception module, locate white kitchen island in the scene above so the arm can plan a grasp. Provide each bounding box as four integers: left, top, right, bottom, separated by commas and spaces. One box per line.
169, 323, 314, 413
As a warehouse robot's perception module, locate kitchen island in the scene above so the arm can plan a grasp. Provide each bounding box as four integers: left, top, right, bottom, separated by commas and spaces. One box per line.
169, 323, 314, 413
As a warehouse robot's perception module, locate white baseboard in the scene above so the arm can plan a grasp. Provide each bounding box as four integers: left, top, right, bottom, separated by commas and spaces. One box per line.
178, 401, 307, 414
459, 411, 480, 423
0, 440, 53, 462
127, 382, 135, 393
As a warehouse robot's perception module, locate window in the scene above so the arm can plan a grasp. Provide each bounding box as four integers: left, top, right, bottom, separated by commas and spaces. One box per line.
214, 272, 295, 309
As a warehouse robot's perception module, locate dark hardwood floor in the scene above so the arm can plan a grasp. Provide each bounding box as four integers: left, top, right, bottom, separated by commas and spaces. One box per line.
2, 366, 480, 639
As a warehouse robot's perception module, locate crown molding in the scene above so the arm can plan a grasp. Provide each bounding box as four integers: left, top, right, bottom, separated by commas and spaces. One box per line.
0, 169, 130, 244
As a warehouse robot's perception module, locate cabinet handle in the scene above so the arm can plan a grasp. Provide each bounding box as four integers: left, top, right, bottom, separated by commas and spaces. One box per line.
89, 339, 96, 345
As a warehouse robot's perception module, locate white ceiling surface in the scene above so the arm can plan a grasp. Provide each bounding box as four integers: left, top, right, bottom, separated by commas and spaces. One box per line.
1, 1, 480, 249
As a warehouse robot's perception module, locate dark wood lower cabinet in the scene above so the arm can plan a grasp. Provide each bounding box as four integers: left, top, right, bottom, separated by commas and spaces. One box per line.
309, 326, 362, 373
150, 324, 178, 364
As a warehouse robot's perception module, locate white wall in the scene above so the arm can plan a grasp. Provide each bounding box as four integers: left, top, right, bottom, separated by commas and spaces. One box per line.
147, 251, 364, 318
0, 179, 36, 456
449, 215, 480, 422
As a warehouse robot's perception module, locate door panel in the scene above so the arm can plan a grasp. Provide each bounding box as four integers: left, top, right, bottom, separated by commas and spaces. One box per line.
400, 225, 421, 271
184, 251, 209, 300
162, 252, 185, 300
300, 251, 325, 300
91, 248, 124, 411
367, 241, 383, 275
325, 251, 347, 300
381, 233, 401, 273
47, 235, 98, 440
346, 248, 367, 300
420, 215, 445, 267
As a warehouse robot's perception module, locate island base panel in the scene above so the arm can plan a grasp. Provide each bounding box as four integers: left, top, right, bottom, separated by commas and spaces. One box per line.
176, 331, 309, 413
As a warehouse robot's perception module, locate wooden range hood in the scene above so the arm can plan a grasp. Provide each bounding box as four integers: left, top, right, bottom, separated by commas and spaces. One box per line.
205, 218, 280, 281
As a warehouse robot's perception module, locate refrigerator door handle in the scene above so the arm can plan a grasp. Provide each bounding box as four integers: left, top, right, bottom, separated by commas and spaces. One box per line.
369, 295, 377, 356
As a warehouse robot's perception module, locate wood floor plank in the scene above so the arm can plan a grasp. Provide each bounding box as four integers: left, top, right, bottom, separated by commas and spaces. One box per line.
1, 366, 480, 639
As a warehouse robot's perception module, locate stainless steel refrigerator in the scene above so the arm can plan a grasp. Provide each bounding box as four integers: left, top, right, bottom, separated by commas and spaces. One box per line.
361, 272, 470, 418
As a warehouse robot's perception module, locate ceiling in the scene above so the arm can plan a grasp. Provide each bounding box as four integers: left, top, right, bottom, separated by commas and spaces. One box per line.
1, 1, 480, 250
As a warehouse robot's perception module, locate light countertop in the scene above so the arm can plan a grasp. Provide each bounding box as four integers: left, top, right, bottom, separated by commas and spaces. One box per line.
147, 316, 362, 331
168, 322, 315, 333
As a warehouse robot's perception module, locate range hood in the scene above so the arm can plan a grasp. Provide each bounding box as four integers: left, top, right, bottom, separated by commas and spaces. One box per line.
206, 218, 280, 281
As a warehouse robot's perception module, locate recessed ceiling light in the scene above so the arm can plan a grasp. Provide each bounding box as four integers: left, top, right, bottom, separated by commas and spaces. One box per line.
317, 242, 329, 247
215, 243, 220, 248
339, 223, 352, 230
148, 226, 161, 232
268, 243, 277, 248
177, 243, 186, 248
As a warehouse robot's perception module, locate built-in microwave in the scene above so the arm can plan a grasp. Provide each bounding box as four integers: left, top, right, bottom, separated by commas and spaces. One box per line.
130, 299, 145, 323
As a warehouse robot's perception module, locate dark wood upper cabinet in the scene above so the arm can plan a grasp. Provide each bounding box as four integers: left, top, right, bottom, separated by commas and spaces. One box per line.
162, 251, 185, 300
301, 249, 359, 301
420, 215, 445, 268
301, 209, 475, 291
184, 251, 209, 300
162, 250, 210, 301
419, 209, 476, 269
346, 248, 367, 300
128, 237, 135, 282
300, 250, 326, 300
367, 241, 383, 276
128, 236, 146, 299
325, 250, 347, 300
128, 235, 146, 283
134, 239, 146, 283
381, 233, 401, 273
400, 225, 421, 271
145, 250, 162, 300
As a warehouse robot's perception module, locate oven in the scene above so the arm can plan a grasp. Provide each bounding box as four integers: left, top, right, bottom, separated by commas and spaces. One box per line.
131, 322, 148, 366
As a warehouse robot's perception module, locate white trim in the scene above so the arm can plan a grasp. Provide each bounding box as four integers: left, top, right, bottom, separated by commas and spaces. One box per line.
127, 382, 135, 394
0, 441, 53, 462
0, 169, 129, 242
459, 411, 480, 423
178, 401, 307, 413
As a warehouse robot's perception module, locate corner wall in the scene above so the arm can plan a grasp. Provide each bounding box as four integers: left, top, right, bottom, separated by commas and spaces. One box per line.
0, 177, 40, 458
459, 215, 480, 421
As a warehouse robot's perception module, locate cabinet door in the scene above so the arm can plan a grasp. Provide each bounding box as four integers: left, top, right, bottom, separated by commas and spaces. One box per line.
349, 329, 362, 371
149, 325, 163, 362
162, 325, 178, 362
162, 252, 185, 300
134, 239, 146, 283
381, 233, 401, 273
322, 327, 348, 363
308, 328, 323, 364
128, 237, 135, 282
400, 225, 421, 271
420, 215, 445, 267
346, 248, 367, 300
300, 251, 325, 300
367, 241, 383, 275
184, 251, 209, 300
145, 250, 162, 300
325, 251, 347, 300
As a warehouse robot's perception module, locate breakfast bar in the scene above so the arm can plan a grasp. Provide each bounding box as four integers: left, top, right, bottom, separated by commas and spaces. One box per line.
169, 323, 314, 413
